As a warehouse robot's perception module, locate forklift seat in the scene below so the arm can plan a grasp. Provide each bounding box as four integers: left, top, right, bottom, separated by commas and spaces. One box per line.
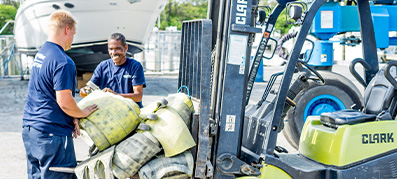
363, 66, 397, 115
320, 65, 397, 128
320, 109, 377, 128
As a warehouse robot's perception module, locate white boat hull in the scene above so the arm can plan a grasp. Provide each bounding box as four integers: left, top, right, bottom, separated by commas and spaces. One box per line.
14, 0, 167, 71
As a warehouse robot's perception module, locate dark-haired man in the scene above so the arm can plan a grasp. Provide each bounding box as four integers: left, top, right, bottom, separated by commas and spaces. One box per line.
80, 33, 146, 107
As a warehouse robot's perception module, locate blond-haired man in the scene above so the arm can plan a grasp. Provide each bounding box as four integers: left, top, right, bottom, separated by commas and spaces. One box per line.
22, 10, 98, 178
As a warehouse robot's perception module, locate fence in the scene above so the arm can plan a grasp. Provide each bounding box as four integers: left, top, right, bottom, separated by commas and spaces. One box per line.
136, 29, 182, 73
1, 30, 183, 77
0, 35, 24, 79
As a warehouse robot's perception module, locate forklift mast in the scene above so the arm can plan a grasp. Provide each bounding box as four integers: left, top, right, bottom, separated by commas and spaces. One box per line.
178, 0, 380, 178
180, 0, 262, 177
208, 0, 260, 177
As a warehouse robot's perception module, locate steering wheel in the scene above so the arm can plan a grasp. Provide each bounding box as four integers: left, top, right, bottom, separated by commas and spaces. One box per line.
297, 59, 325, 85
277, 32, 324, 84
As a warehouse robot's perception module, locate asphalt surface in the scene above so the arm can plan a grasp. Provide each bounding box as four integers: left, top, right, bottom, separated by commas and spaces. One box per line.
0, 63, 366, 178
0, 75, 181, 178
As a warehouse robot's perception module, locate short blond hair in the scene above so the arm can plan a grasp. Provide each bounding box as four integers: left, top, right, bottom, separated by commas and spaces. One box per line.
48, 10, 76, 32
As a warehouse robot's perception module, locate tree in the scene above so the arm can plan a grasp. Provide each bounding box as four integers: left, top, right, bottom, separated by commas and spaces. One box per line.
159, 0, 292, 35
159, 0, 207, 30
259, 0, 293, 35
0, 4, 17, 35
1, 0, 19, 8
274, 10, 294, 35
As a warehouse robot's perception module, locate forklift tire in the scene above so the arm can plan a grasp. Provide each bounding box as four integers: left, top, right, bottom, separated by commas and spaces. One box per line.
282, 71, 363, 150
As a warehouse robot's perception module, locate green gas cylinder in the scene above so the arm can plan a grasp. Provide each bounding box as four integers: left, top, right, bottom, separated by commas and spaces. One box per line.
77, 90, 141, 151
112, 131, 161, 179
141, 93, 195, 126
138, 151, 194, 179
140, 93, 196, 157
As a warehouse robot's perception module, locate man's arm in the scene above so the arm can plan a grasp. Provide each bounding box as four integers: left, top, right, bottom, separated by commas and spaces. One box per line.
103, 84, 143, 102
56, 89, 98, 118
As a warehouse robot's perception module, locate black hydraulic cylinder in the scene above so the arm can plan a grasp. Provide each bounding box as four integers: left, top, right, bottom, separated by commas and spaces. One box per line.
245, 5, 286, 105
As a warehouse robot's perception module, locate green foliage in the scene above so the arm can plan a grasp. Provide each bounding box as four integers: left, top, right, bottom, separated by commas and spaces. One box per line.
0, 4, 17, 35
274, 10, 294, 35
259, 1, 293, 35
159, 0, 292, 34
1, 0, 19, 8
159, 0, 207, 30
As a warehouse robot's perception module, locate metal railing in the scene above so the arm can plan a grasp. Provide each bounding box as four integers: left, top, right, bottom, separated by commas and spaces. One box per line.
3, 28, 183, 77
136, 30, 182, 73
0, 35, 24, 79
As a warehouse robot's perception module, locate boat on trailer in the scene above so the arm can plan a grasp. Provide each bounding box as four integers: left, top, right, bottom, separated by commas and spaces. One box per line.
14, 0, 167, 72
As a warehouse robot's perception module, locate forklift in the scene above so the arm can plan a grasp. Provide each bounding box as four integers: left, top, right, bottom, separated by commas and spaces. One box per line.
178, 0, 397, 178
279, 1, 397, 149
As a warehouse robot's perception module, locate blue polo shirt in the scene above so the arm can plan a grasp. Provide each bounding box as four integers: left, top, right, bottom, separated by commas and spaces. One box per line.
23, 41, 77, 136
90, 58, 146, 107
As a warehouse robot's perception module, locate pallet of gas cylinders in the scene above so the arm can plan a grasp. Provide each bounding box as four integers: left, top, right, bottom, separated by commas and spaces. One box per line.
50, 90, 196, 179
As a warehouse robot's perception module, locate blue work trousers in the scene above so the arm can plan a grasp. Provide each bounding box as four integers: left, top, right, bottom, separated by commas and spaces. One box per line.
22, 126, 77, 179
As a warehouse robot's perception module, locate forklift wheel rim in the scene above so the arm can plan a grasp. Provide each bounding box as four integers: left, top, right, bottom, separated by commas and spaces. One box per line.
303, 94, 345, 122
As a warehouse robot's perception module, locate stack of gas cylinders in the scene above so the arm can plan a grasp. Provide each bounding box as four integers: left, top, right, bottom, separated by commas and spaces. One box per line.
75, 90, 196, 179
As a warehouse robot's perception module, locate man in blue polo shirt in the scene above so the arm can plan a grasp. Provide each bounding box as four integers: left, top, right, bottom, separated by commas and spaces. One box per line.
80, 33, 146, 108
22, 10, 98, 178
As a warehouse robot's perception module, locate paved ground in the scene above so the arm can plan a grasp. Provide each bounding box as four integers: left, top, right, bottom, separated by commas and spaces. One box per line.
0, 64, 365, 178
0, 75, 181, 178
